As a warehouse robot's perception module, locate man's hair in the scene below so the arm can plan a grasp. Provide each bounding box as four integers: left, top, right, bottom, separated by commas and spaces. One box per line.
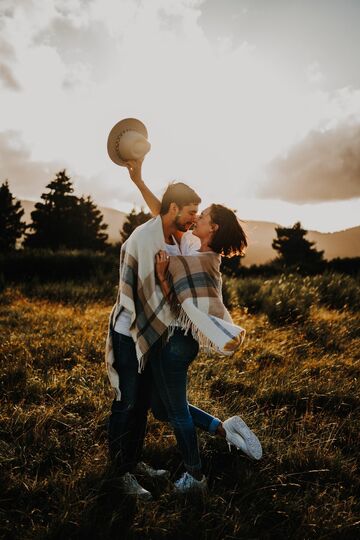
160, 182, 201, 215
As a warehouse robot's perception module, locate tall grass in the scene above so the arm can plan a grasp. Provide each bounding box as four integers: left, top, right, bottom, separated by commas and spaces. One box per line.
224, 272, 359, 325
1, 275, 359, 539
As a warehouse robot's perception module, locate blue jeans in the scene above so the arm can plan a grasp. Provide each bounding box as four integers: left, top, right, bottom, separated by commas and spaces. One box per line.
149, 329, 221, 475
108, 331, 152, 474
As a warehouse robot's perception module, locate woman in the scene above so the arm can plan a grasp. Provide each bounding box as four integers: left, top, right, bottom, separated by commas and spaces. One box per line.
126, 160, 262, 493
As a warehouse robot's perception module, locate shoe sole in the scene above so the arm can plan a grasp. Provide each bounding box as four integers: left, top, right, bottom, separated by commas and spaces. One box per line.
224, 416, 262, 460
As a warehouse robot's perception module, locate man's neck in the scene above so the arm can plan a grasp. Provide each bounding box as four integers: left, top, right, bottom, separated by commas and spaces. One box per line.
161, 215, 183, 244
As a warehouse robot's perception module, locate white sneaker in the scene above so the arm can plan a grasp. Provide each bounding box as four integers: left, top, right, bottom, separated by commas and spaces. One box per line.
174, 472, 207, 493
223, 415, 262, 460
135, 461, 170, 479
120, 472, 152, 500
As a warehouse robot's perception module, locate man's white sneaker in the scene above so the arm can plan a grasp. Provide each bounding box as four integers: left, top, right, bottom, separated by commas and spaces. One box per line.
135, 461, 170, 479
223, 415, 262, 460
120, 472, 152, 499
174, 472, 207, 493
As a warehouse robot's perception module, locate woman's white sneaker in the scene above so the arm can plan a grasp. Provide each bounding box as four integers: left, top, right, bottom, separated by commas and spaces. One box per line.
174, 472, 207, 493
223, 415, 262, 460
120, 472, 152, 499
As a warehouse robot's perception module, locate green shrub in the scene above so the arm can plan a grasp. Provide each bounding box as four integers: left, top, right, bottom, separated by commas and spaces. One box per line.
261, 275, 317, 324
312, 272, 360, 312
233, 277, 264, 313
221, 276, 237, 309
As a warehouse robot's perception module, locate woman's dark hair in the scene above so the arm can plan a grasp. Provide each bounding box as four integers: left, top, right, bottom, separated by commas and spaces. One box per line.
160, 182, 201, 215
208, 204, 247, 257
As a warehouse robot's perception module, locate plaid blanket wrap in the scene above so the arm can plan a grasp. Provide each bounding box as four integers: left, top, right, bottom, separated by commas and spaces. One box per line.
105, 216, 174, 399
167, 253, 246, 356
105, 216, 245, 400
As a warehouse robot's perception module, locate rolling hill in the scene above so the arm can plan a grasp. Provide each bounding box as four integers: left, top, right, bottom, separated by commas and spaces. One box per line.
21, 200, 360, 266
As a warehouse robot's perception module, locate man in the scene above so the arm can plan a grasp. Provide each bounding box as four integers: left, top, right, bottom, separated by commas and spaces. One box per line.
106, 161, 201, 499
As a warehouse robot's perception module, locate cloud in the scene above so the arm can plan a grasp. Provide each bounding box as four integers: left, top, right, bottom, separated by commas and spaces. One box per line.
306, 61, 324, 85
1, 0, 360, 223
0, 63, 21, 90
0, 130, 123, 205
0, 130, 65, 199
0, 36, 21, 90
259, 121, 360, 203
33, 15, 113, 84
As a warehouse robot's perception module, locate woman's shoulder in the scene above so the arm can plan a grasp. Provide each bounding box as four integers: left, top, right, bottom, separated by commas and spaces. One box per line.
180, 231, 201, 255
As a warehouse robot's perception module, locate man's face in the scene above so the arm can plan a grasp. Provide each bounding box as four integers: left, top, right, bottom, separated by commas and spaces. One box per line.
174, 203, 199, 232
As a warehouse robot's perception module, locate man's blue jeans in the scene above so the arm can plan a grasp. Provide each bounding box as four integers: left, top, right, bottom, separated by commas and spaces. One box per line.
108, 331, 152, 474
149, 329, 221, 475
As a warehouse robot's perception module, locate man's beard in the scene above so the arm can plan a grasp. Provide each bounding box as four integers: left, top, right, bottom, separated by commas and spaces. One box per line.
175, 214, 190, 232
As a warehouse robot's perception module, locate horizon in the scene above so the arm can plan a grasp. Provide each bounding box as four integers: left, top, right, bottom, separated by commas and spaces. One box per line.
1, 0, 359, 233
19, 196, 359, 235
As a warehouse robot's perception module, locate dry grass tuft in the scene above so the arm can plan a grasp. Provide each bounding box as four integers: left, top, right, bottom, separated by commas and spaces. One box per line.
1, 281, 359, 539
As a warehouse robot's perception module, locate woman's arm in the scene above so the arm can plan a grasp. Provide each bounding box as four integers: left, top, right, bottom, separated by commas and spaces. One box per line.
125, 159, 161, 216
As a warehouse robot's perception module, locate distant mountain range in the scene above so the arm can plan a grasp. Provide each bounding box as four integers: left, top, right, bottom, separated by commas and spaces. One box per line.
21, 200, 360, 267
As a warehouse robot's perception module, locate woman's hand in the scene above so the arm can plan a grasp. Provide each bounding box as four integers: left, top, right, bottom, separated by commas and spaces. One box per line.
125, 159, 144, 186
155, 250, 170, 281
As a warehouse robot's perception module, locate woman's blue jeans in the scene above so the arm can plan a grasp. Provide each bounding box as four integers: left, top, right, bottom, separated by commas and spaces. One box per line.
149, 329, 221, 475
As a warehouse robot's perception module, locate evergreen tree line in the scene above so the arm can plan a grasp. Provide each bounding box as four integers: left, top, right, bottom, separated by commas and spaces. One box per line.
0, 171, 108, 251
1, 171, 358, 276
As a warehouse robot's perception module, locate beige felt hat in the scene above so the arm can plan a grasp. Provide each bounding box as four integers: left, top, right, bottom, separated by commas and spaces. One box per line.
107, 118, 151, 166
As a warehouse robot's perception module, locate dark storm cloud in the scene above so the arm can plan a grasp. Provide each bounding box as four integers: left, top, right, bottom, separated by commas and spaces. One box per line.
0, 131, 63, 199
259, 122, 360, 203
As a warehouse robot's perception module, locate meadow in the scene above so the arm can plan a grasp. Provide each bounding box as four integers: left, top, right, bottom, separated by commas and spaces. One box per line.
1, 273, 359, 540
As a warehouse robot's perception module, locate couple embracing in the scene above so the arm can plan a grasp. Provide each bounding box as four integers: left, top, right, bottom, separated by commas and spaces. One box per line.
105, 120, 262, 499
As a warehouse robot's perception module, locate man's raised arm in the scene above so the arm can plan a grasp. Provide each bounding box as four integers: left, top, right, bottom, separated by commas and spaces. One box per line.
125, 159, 161, 216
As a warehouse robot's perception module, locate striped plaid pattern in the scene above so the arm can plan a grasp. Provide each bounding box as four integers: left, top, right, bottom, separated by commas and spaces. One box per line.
168, 253, 246, 355
106, 216, 175, 399
105, 217, 246, 400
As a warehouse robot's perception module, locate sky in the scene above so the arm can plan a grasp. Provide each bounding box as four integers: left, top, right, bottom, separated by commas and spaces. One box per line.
0, 0, 359, 232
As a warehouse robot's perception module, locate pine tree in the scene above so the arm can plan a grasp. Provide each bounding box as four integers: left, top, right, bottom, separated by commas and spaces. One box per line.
25, 170, 77, 249
0, 181, 26, 251
77, 195, 108, 249
120, 208, 152, 243
25, 170, 108, 250
272, 222, 324, 268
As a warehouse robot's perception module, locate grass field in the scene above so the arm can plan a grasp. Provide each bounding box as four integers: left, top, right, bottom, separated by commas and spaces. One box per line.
1, 276, 359, 540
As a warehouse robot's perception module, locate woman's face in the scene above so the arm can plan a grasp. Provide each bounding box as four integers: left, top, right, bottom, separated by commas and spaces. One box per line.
192, 207, 215, 240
